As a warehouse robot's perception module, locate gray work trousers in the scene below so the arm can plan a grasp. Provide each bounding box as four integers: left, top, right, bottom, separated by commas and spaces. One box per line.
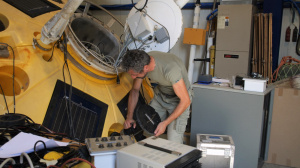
149, 87, 193, 144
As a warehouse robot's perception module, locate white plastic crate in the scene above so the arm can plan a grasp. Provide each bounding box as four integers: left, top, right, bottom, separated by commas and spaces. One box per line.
243, 78, 267, 92
197, 134, 235, 168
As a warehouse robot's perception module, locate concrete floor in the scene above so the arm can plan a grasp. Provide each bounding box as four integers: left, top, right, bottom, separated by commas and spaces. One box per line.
183, 133, 296, 168
260, 163, 295, 168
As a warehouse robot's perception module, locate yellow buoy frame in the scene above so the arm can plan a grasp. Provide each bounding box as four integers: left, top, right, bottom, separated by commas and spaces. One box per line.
0, 0, 153, 138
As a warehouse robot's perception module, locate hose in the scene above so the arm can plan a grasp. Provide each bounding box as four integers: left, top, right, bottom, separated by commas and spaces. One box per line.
0, 158, 16, 168
20, 152, 34, 168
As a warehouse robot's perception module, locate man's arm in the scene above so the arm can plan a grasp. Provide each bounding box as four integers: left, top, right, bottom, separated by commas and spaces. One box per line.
124, 78, 143, 129
154, 78, 191, 136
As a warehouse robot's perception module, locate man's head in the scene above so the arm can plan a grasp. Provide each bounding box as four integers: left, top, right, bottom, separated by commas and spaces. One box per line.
121, 49, 151, 79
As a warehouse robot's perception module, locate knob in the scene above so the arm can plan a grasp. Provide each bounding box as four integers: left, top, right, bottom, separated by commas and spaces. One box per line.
110, 136, 116, 141
101, 137, 108, 142
98, 144, 104, 148
107, 143, 113, 148
124, 142, 128, 146
116, 142, 122, 147
95, 138, 99, 142
118, 136, 123, 140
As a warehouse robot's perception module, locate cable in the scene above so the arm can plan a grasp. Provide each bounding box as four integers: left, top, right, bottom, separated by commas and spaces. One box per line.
60, 158, 95, 168
131, 0, 148, 12
10, 45, 15, 114
0, 118, 72, 140
47, 165, 60, 168
34, 140, 47, 160
0, 42, 15, 114
25, 115, 35, 124
82, 41, 101, 54
286, 0, 300, 25
20, 152, 34, 168
62, 61, 74, 139
61, 33, 76, 141
48, 40, 60, 62
83, 42, 116, 66
0, 158, 16, 168
143, 12, 171, 52
206, 8, 218, 21
0, 84, 10, 114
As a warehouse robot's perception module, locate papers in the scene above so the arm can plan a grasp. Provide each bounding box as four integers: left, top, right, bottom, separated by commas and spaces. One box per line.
212, 77, 230, 83
0, 132, 69, 158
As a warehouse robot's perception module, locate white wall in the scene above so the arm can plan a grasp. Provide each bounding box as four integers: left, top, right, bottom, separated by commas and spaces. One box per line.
279, 8, 300, 64
90, 0, 216, 84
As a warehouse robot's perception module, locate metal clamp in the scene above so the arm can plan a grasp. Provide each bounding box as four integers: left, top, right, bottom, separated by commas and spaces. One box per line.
33, 38, 51, 51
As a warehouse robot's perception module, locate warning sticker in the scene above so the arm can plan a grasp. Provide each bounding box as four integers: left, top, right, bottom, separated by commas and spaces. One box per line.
224, 54, 239, 59
225, 16, 229, 26
217, 16, 225, 29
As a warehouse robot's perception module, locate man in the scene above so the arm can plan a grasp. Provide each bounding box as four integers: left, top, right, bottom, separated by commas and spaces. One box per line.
121, 49, 192, 144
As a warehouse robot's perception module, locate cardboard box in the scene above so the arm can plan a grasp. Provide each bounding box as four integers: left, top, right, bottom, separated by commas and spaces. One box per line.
266, 79, 300, 167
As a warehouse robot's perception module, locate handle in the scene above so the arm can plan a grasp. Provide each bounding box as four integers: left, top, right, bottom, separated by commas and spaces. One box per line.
138, 141, 181, 156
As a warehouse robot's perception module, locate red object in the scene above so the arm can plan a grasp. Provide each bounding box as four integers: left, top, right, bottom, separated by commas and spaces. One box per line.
286, 26, 291, 42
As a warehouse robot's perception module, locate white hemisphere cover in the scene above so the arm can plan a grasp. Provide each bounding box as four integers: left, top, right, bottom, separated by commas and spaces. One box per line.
125, 0, 183, 52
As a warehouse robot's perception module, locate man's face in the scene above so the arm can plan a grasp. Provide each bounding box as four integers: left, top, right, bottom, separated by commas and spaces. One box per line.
128, 69, 147, 79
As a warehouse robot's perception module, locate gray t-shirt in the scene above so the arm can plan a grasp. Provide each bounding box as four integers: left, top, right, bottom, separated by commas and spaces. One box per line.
147, 51, 191, 96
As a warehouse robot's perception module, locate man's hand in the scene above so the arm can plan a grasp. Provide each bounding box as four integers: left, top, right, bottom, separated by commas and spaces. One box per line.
154, 121, 167, 137
124, 118, 136, 129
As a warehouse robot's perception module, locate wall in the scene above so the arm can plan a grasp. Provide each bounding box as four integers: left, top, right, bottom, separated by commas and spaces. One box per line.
90, 0, 215, 84
279, 7, 300, 64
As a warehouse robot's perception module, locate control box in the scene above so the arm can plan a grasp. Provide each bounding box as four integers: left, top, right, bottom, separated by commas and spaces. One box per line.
197, 134, 235, 168
85, 135, 135, 168
117, 136, 201, 168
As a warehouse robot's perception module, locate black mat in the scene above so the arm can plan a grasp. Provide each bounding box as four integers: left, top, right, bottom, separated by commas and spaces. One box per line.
3, 0, 61, 18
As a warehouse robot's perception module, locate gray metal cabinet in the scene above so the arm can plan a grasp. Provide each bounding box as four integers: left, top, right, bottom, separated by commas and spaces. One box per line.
190, 84, 273, 168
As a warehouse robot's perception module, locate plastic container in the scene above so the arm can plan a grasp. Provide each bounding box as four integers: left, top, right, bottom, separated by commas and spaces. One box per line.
243, 78, 267, 92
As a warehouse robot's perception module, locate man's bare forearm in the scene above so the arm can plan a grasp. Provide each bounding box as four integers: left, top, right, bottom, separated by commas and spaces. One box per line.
127, 89, 139, 119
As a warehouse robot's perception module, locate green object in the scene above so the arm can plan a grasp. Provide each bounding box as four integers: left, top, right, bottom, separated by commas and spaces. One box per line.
277, 64, 300, 81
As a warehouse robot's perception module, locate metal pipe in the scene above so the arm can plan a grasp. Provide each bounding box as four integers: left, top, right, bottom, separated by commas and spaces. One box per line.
85, 0, 124, 28
205, 0, 217, 75
187, 3, 201, 84
41, 0, 84, 44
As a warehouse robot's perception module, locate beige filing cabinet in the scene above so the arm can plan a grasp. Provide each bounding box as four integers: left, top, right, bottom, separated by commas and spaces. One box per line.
215, 4, 256, 79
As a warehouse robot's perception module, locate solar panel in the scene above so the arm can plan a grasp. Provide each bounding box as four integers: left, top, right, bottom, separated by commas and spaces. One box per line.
3, 0, 61, 18
43, 80, 108, 142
